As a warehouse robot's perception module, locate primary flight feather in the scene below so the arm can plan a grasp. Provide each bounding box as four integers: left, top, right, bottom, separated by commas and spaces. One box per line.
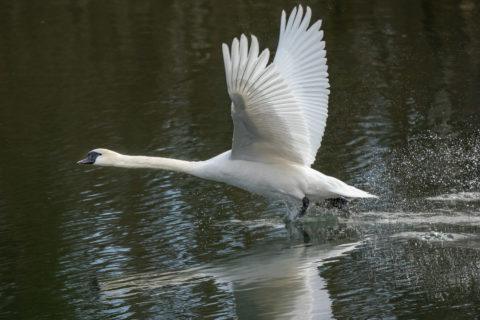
78, 6, 377, 217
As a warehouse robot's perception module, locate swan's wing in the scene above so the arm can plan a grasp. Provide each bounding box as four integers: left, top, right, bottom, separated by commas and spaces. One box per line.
273, 6, 330, 166
222, 34, 310, 164
222, 6, 329, 165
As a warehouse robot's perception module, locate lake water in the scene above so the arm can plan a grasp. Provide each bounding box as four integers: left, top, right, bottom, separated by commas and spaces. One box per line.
1, 0, 480, 319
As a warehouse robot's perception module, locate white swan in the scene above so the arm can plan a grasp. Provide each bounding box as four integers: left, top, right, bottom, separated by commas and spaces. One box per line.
78, 6, 377, 217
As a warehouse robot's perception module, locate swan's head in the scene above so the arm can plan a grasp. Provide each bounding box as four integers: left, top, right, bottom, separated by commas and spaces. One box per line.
77, 148, 120, 166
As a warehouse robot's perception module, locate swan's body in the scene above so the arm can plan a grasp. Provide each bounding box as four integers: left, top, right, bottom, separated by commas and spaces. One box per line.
78, 6, 377, 215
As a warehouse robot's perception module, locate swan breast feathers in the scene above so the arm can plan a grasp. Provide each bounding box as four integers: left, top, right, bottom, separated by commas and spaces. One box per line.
197, 151, 309, 200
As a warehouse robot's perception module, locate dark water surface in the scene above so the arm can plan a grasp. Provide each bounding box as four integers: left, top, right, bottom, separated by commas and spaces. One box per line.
1, 0, 480, 319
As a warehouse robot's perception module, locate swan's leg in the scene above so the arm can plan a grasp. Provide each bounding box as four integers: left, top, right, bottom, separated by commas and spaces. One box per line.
296, 197, 310, 218
326, 198, 349, 214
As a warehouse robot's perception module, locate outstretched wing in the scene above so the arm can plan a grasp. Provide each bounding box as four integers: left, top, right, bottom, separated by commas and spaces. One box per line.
222, 6, 329, 166
274, 6, 330, 165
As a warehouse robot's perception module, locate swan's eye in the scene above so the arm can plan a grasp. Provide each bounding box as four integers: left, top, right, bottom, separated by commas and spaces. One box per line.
88, 151, 102, 158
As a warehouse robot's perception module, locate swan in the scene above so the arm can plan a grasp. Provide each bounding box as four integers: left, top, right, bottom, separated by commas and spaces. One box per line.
78, 6, 377, 217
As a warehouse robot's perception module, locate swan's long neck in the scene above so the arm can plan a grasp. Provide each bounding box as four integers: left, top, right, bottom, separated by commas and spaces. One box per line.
102, 154, 202, 175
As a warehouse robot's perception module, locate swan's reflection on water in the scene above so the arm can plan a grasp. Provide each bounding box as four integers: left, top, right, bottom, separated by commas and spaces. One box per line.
94, 198, 480, 318
98, 233, 359, 319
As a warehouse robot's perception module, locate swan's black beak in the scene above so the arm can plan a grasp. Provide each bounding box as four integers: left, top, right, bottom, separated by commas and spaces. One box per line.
77, 151, 101, 165
77, 158, 93, 165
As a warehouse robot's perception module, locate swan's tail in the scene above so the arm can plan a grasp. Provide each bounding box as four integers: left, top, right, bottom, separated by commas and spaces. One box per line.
319, 174, 378, 199
334, 183, 378, 199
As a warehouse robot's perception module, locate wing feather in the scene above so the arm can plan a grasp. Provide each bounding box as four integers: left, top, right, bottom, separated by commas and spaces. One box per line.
222, 6, 329, 166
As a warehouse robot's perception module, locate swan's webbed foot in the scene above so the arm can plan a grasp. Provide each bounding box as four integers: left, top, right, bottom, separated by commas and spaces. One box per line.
295, 196, 310, 219
326, 198, 349, 214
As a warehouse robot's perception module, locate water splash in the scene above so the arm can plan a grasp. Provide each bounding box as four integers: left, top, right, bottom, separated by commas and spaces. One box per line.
359, 126, 480, 213
426, 192, 480, 202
